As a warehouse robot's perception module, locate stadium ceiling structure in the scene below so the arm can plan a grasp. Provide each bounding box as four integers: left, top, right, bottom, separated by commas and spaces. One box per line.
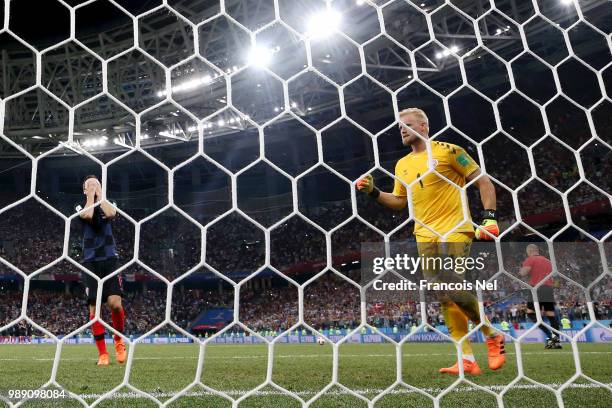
0, 0, 608, 157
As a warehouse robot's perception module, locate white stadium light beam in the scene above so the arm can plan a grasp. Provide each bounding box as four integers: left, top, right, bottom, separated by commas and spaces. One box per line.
248, 46, 273, 68
306, 9, 342, 39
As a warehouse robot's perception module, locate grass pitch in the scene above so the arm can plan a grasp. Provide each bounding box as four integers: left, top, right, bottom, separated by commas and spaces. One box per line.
1, 342, 610, 407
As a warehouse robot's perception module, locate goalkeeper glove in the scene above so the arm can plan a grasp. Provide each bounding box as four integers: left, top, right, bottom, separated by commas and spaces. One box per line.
475, 209, 499, 240
356, 174, 380, 198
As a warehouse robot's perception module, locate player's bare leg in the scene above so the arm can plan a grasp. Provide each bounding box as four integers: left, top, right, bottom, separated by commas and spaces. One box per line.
107, 295, 126, 364
89, 305, 109, 366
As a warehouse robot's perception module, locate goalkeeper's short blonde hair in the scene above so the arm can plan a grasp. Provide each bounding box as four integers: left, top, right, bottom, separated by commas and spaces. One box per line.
399, 108, 429, 125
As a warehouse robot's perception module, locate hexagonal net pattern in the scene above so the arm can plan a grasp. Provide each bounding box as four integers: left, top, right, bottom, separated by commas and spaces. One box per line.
0, 0, 610, 407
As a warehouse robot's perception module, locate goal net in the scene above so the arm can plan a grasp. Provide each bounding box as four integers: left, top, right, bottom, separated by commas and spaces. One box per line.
0, 0, 610, 407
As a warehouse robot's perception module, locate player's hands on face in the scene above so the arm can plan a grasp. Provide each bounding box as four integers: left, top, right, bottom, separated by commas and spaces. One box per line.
93, 180, 102, 197
83, 181, 94, 196
356, 174, 374, 194
84, 179, 100, 197
475, 210, 500, 240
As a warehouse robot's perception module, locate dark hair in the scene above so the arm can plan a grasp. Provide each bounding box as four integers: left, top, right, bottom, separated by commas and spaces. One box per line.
83, 175, 98, 184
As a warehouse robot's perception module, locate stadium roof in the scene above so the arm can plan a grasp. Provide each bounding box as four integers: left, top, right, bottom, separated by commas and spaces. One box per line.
0, 0, 609, 157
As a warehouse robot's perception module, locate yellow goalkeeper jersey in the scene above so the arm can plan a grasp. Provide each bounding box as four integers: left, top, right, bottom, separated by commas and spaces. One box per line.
392, 141, 480, 239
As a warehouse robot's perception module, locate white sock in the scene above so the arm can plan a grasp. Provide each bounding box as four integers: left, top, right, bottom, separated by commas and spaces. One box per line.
464, 354, 475, 362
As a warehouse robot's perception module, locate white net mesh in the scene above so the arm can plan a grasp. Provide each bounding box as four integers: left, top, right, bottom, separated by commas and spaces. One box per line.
0, 0, 611, 406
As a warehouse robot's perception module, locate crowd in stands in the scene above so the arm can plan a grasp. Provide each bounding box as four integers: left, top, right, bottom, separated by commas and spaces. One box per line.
0, 128, 609, 277
0, 284, 231, 337
1, 267, 609, 337
1, 195, 607, 285
0, 133, 609, 338
0, 201, 64, 273
487, 301, 605, 326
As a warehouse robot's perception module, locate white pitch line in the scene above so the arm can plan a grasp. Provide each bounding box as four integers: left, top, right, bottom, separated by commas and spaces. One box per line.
0, 351, 611, 362
73, 383, 612, 399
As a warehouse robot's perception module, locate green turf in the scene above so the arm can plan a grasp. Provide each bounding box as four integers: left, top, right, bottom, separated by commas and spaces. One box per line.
0, 342, 610, 407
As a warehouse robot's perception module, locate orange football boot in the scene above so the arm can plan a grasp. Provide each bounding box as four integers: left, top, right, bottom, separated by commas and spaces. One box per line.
114, 339, 127, 364
439, 359, 482, 375
97, 353, 110, 366
486, 333, 506, 370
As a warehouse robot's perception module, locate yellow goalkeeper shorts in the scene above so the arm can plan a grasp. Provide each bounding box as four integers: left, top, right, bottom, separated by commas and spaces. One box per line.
416, 232, 473, 281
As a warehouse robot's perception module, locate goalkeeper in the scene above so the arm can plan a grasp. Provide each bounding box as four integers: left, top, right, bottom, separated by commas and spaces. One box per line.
357, 108, 504, 375
79, 175, 126, 366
